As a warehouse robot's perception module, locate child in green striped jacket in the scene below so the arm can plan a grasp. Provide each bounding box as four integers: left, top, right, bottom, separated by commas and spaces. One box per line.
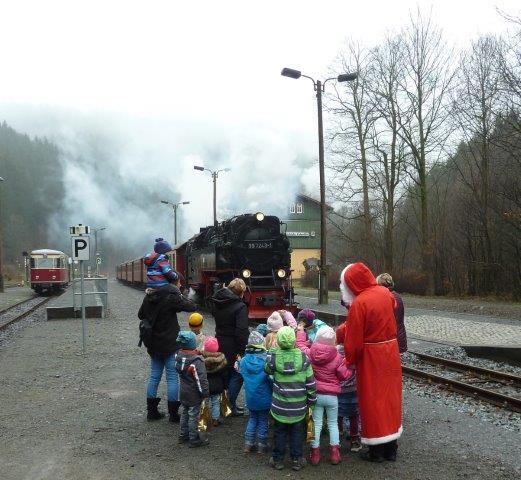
265, 326, 317, 471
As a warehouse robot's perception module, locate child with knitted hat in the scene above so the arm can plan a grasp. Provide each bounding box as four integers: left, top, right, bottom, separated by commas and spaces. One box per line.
297, 309, 327, 343
265, 311, 284, 351
175, 331, 210, 448
239, 330, 272, 453
202, 337, 227, 427
265, 326, 317, 471
296, 324, 353, 466
188, 312, 206, 352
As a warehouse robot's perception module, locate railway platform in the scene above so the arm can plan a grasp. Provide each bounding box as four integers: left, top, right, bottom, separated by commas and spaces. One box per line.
0, 279, 519, 480
46, 277, 108, 320
299, 295, 521, 364
0, 286, 35, 312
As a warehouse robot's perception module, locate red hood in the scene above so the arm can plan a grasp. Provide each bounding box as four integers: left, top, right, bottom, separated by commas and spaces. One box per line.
144, 252, 160, 266
345, 262, 376, 295
309, 342, 338, 365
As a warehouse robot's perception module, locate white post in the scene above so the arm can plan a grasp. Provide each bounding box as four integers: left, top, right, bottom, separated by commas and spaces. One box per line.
80, 259, 86, 354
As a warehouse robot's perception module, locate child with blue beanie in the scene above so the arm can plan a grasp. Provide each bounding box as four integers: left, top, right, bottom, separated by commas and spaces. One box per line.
144, 238, 179, 288
239, 331, 272, 453
175, 331, 210, 448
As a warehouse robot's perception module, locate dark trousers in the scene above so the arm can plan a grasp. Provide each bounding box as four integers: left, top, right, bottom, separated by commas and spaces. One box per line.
223, 366, 243, 410
272, 419, 305, 462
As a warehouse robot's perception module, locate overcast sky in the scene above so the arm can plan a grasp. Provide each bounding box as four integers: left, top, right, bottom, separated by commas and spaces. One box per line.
1, 0, 520, 247
1, 0, 519, 135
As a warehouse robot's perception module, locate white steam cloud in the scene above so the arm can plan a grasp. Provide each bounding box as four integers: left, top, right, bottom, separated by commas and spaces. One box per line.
3, 106, 319, 264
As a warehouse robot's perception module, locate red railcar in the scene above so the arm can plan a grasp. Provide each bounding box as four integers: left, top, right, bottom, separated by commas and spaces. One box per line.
30, 249, 70, 294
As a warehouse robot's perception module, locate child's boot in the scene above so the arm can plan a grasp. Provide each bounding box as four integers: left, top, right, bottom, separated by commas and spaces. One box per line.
167, 401, 181, 423
244, 442, 255, 453
309, 446, 321, 466
257, 442, 268, 454
330, 445, 342, 465
349, 435, 362, 452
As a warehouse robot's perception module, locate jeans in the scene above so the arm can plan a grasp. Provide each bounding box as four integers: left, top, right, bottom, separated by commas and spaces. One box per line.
312, 394, 339, 448
209, 394, 221, 420
180, 403, 201, 441
146, 354, 179, 402
244, 409, 270, 446
223, 366, 243, 410
272, 419, 304, 462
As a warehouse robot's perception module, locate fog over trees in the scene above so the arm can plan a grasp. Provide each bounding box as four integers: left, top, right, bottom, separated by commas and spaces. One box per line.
326, 10, 521, 298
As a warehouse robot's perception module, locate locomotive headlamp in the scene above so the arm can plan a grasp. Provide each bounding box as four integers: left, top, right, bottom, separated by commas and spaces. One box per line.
255, 212, 265, 222
277, 269, 286, 278
242, 269, 252, 278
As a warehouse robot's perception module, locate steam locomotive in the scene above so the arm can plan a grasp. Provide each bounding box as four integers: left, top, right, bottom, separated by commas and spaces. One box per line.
117, 212, 297, 320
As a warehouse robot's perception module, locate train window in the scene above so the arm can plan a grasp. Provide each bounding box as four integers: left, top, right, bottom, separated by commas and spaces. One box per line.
296, 203, 303, 214
35, 258, 55, 268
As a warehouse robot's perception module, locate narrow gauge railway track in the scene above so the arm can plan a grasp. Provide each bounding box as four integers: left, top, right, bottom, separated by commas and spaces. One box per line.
403, 351, 521, 414
0, 296, 54, 331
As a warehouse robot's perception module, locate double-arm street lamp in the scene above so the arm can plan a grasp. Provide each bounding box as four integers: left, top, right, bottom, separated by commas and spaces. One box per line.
281, 67, 357, 305
160, 200, 190, 245
0, 176, 4, 292
193, 166, 230, 226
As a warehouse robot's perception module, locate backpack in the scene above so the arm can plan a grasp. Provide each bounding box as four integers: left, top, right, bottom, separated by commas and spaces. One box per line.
138, 295, 169, 348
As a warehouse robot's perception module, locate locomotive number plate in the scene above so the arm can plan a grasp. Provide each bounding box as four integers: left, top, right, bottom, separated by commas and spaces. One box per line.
246, 241, 273, 249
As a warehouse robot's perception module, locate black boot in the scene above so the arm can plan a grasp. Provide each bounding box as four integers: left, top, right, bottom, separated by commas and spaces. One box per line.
168, 401, 181, 423
146, 397, 165, 421
383, 440, 398, 461
360, 445, 385, 463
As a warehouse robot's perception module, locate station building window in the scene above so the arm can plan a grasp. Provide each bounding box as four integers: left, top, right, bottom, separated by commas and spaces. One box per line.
296, 203, 303, 214
290, 204, 296, 214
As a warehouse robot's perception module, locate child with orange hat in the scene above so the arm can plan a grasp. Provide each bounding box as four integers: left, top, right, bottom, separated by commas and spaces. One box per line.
188, 312, 206, 352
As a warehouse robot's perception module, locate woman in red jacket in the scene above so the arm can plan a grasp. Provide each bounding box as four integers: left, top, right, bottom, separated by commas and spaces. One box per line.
340, 262, 403, 462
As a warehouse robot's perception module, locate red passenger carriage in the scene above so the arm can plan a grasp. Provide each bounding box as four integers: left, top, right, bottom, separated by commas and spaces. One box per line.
29, 249, 70, 294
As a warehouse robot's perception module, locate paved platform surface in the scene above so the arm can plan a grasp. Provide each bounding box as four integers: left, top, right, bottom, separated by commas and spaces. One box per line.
0, 286, 35, 311
0, 280, 519, 479
299, 296, 521, 347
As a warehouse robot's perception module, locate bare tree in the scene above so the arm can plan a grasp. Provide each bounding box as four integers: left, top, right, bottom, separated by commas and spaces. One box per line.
396, 10, 455, 293
368, 35, 407, 272
326, 41, 376, 265
450, 36, 503, 293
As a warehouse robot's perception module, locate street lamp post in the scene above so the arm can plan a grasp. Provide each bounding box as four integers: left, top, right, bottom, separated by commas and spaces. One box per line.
281, 67, 357, 305
193, 166, 231, 226
160, 200, 190, 245
0, 176, 4, 293
93, 226, 107, 276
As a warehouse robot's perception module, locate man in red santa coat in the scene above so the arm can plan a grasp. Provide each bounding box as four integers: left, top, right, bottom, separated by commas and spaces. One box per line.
340, 262, 403, 462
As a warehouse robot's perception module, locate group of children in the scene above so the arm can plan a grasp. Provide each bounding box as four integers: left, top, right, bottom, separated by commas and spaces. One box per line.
172, 308, 359, 471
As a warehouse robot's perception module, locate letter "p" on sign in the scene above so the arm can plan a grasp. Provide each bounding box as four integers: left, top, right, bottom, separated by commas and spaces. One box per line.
71, 236, 90, 261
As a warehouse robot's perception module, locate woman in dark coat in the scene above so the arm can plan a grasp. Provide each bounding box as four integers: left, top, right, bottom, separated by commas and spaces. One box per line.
376, 273, 407, 353
211, 278, 249, 415
138, 279, 197, 422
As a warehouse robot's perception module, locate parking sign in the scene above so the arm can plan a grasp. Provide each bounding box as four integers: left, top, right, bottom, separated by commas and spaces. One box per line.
71, 236, 90, 261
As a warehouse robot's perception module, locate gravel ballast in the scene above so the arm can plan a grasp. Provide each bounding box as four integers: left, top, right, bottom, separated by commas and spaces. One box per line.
0, 280, 520, 480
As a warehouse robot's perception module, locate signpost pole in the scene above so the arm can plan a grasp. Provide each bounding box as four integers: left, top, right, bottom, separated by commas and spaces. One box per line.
80, 258, 86, 354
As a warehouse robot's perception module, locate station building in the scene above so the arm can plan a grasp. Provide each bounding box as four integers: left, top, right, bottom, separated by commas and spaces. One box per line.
282, 194, 326, 279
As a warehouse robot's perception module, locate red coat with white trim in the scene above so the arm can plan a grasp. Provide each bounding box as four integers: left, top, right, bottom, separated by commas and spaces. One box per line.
341, 262, 403, 445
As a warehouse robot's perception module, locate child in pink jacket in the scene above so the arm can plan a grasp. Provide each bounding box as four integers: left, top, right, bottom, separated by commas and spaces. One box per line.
296, 325, 353, 466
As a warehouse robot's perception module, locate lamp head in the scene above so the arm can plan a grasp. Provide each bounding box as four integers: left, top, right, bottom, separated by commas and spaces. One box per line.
161, 200, 170, 205
337, 72, 358, 82
193, 166, 205, 171
182, 201, 190, 205
281, 68, 302, 79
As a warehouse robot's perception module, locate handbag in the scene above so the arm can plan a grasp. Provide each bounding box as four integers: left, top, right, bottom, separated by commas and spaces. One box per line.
306, 408, 315, 443
220, 391, 232, 418
198, 400, 212, 432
